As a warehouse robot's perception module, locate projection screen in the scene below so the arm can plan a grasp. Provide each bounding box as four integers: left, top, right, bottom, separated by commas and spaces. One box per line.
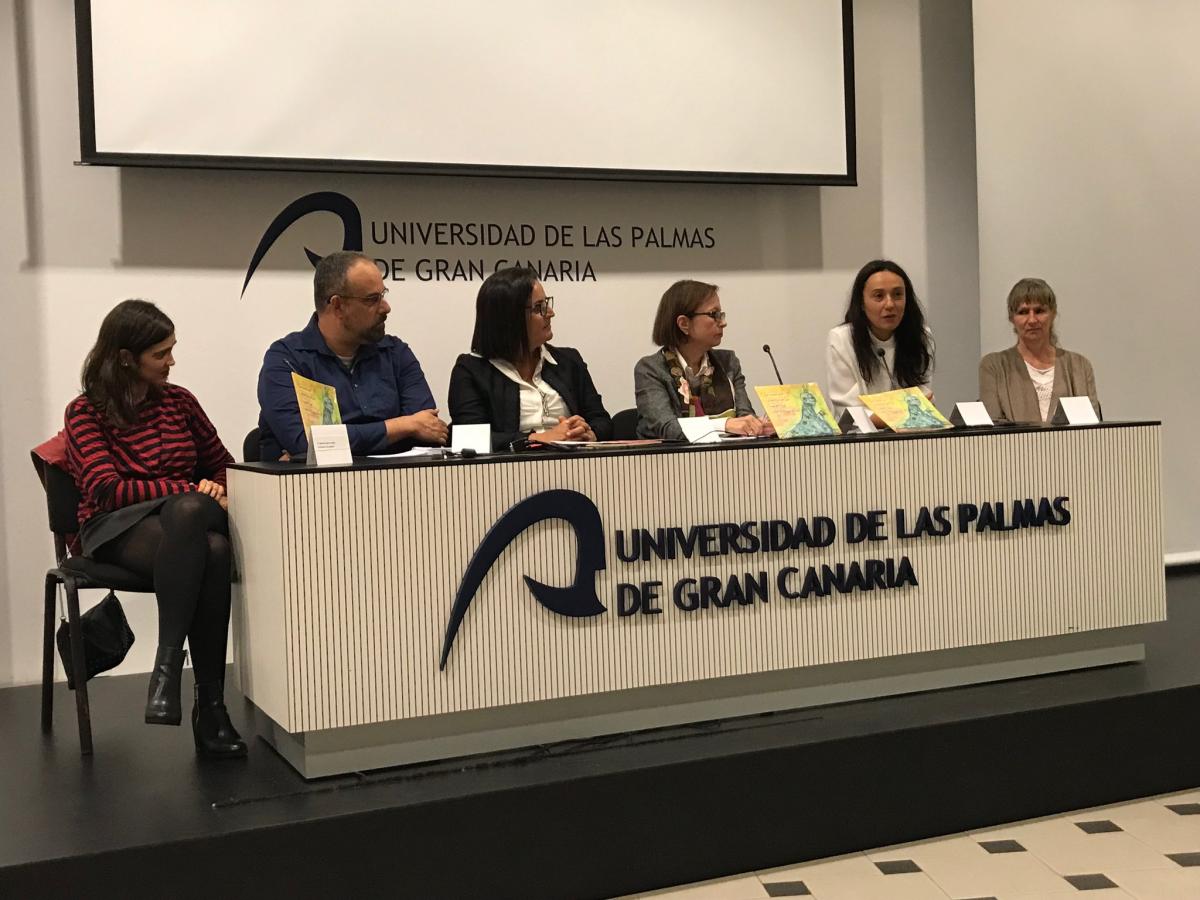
75, 0, 855, 184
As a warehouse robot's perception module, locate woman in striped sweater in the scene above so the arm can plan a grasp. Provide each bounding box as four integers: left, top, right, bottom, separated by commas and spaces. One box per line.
64, 300, 245, 758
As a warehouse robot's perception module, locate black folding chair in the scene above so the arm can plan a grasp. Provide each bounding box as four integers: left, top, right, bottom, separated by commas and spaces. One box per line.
611, 408, 640, 441
32, 453, 152, 755
242, 426, 261, 463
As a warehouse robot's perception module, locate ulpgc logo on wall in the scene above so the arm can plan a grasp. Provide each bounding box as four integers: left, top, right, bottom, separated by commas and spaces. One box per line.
437, 488, 1073, 669
241, 190, 719, 292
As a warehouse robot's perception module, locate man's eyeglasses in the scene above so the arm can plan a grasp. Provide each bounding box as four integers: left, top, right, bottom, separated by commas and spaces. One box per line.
337, 287, 390, 306
528, 296, 555, 317
689, 309, 726, 324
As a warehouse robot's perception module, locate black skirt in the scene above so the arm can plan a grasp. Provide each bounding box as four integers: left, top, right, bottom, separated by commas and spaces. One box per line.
79, 497, 170, 557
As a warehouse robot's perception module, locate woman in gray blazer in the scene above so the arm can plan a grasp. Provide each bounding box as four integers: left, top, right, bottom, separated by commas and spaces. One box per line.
634, 280, 771, 441
979, 278, 1099, 423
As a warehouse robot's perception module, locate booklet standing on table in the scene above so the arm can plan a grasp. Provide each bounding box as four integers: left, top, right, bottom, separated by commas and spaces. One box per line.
754, 383, 841, 438
859, 386, 952, 432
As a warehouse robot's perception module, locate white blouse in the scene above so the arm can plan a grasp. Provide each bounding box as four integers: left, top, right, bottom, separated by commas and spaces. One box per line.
488, 346, 569, 434
1024, 360, 1056, 422
826, 323, 930, 416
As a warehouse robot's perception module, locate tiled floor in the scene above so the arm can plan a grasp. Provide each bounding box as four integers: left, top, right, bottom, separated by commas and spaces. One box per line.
614, 787, 1200, 899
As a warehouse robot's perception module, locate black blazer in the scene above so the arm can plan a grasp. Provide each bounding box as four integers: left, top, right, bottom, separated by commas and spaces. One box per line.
448, 346, 613, 450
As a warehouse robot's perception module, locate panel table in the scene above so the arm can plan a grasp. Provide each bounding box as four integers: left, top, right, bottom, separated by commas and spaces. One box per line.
228, 422, 1165, 777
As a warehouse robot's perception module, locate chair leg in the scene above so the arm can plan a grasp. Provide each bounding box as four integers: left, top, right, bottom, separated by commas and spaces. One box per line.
63, 576, 93, 756
41, 573, 57, 733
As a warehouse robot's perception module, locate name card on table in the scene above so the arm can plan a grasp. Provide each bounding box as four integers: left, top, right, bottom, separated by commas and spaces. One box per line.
308, 424, 353, 466
950, 402, 994, 428
838, 406, 879, 434
1052, 397, 1100, 426
451, 423, 491, 455
677, 417, 724, 444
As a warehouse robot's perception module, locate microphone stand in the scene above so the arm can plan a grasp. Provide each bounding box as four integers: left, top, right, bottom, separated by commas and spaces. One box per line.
762, 344, 784, 385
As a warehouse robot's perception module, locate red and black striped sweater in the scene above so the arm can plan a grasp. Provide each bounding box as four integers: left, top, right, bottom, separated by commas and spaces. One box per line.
64, 384, 234, 529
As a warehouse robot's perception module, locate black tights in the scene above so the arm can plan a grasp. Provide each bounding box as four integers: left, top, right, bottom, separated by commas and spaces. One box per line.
95, 493, 231, 684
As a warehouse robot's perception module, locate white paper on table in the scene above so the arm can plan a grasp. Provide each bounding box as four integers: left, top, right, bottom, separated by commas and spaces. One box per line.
1052, 396, 1100, 426
308, 424, 353, 466
367, 447, 446, 459
950, 401, 994, 427
838, 406, 878, 433
451, 422, 492, 454
677, 417, 724, 444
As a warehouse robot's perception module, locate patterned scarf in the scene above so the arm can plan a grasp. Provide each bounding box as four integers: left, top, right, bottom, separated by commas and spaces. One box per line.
664, 348, 734, 417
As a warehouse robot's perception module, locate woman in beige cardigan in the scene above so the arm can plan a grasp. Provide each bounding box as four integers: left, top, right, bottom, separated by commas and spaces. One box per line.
979, 278, 1099, 423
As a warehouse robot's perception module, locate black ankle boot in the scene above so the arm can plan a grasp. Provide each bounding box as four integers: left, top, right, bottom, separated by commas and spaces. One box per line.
145, 646, 187, 725
192, 681, 248, 758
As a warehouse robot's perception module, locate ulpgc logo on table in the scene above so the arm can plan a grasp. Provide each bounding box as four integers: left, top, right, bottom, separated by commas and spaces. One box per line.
439, 490, 607, 670
436, 489, 1072, 669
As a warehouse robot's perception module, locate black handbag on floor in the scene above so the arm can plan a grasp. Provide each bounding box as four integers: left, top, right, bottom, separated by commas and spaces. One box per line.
56, 591, 136, 690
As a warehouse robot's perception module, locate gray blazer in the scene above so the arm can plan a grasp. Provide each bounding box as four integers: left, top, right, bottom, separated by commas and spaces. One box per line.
978, 346, 1099, 423
634, 348, 755, 440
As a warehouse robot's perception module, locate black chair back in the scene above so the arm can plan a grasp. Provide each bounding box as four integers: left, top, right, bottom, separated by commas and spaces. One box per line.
611, 408, 639, 441
243, 426, 261, 463
31, 455, 82, 563
42, 462, 83, 536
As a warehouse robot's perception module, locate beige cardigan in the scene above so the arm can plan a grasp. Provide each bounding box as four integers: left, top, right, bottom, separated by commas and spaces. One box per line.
978, 346, 1099, 423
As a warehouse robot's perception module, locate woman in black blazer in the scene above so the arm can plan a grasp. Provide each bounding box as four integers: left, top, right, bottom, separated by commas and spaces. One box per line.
449, 266, 612, 451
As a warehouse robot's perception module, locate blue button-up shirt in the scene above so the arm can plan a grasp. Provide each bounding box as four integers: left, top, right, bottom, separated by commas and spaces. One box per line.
257, 314, 436, 459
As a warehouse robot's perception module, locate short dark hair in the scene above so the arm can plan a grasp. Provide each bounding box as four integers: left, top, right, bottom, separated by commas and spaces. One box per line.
843, 259, 933, 387
651, 280, 718, 349
314, 251, 374, 311
81, 299, 175, 428
471, 266, 540, 362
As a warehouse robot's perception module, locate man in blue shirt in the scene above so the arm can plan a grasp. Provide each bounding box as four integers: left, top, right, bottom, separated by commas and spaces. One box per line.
257, 251, 448, 460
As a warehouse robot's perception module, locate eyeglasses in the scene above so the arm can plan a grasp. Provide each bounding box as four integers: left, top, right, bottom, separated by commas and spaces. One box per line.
689, 309, 727, 324
528, 296, 555, 317
337, 287, 390, 306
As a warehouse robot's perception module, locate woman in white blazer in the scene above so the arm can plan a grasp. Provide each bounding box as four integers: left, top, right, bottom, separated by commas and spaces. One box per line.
826, 259, 935, 417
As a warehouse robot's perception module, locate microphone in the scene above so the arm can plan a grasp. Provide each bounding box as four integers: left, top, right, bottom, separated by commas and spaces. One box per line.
762, 344, 783, 385
877, 347, 896, 388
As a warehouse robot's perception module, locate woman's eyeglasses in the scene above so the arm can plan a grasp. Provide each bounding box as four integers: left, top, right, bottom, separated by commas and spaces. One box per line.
528, 296, 555, 317
689, 309, 726, 324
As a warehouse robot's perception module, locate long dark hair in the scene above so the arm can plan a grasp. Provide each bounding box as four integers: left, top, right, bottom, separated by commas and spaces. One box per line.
843, 260, 933, 387
81, 299, 175, 427
470, 266, 539, 363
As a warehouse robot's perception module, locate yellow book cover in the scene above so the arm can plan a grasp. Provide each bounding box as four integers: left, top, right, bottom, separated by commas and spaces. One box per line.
859, 386, 951, 431
291, 372, 342, 446
754, 383, 841, 438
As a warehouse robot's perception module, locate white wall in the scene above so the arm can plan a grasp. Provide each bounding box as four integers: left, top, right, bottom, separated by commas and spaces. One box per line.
0, 0, 979, 687
974, 0, 1200, 562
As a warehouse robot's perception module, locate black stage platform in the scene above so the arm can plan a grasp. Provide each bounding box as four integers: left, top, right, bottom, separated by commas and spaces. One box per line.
2, 569, 1197, 900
